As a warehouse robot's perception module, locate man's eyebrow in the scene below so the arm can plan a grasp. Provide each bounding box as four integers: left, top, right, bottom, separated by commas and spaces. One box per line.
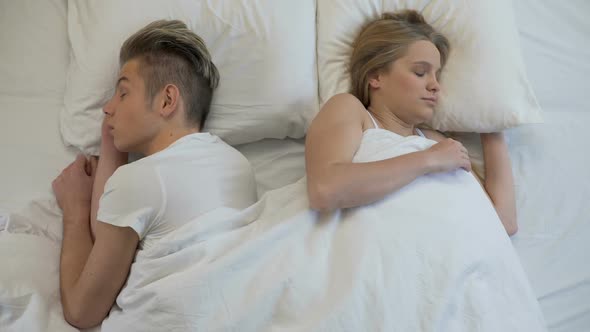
115, 76, 129, 88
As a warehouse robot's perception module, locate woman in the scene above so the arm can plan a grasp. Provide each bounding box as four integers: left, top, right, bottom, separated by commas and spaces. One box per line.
306, 10, 517, 235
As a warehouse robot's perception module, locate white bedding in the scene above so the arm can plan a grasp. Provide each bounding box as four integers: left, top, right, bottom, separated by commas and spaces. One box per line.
1, 151, 547, 332
236, 138, 305, 197
101, 166, 546, 331
509, 1, 590, 331
0, 101, 76, 211
1, 0, 589, 331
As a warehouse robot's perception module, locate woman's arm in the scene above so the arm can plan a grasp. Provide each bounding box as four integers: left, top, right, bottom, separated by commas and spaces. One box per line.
90, 119, 128, 241
424, 130, 518, 236
480, 132, 517, 235
305, 94, 470, 211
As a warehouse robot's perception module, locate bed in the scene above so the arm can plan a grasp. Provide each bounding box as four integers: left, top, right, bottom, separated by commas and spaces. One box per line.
0, 0, 588, 331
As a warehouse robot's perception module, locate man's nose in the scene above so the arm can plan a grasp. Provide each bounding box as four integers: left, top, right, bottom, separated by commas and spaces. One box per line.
103, 97, 115, 116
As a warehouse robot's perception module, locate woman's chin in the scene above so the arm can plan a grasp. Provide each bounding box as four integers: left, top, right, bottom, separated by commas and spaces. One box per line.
419, 107, 435, 123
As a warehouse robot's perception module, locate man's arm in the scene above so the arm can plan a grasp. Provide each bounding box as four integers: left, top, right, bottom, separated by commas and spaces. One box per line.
54, 155, 139, 329
90, 119, 128, 241
54, 120, 135, 328
61, 219, 138, 329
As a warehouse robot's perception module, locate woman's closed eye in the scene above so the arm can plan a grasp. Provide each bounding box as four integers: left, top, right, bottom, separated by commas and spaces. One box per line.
414, 71, 426, 77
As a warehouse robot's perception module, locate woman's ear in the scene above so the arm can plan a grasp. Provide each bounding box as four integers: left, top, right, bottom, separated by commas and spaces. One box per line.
368, 70, 382, 89
159, 84, 180, 117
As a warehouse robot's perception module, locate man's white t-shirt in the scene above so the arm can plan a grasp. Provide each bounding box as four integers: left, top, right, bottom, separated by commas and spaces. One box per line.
97, 132, 257, 250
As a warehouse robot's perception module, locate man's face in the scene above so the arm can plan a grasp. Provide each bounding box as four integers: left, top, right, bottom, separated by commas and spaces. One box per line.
102, 59, 161, 153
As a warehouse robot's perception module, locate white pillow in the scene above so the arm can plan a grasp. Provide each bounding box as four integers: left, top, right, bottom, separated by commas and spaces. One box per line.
0, 0, 68, 101
317, 0, 543, 132
63, 0, 318, 154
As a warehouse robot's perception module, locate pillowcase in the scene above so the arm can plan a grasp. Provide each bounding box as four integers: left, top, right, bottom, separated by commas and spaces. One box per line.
0, 0, 69, 101
317, 0, 543, 132
63, 0, 318, 155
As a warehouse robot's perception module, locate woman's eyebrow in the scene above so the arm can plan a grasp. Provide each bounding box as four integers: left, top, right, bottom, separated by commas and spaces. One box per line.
412, 61, 441, 70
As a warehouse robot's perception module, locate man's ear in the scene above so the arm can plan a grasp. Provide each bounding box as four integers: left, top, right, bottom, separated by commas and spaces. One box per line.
159, 84, 180, 118
367, 70, 382, 89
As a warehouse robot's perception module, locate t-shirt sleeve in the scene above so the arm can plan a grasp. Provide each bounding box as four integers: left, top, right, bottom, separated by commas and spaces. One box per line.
97, 163, 164, 240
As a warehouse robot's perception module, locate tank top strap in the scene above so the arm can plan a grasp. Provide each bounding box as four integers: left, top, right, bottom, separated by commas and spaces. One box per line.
365, 109, 379, 129
415, 128, 426, 138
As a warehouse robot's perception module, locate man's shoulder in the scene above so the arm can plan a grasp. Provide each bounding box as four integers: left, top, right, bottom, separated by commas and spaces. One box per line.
107, 160, 159, 189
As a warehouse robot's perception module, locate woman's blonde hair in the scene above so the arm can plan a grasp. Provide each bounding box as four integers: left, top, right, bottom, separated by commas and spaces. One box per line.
349, 10, 450, 107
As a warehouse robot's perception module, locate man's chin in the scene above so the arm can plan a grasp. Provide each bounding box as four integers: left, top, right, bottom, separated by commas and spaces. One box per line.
113, 140, 130, 153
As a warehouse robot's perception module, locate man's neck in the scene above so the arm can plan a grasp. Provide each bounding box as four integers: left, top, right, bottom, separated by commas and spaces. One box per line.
142, 126, 200, 156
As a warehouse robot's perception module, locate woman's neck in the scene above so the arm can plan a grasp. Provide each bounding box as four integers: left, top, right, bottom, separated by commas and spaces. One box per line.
368, 103, 415, 137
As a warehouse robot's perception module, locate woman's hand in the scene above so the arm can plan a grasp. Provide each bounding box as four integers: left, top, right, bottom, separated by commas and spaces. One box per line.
424, 138, 472, 173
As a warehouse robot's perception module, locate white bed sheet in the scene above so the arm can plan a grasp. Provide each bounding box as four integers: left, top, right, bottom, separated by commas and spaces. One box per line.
508, 1, 590, 331
235, 138, 305, 197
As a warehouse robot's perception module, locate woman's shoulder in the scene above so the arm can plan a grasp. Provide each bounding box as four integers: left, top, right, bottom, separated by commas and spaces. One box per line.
323, 93, 365, 109
318, 93, 366, 121
307, 93, 367, 139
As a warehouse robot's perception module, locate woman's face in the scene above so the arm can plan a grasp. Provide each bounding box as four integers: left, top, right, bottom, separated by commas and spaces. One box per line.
369, 40, 442, 124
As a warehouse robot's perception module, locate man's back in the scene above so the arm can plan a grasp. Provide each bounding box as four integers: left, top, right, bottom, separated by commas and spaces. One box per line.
98, 132, 257, 250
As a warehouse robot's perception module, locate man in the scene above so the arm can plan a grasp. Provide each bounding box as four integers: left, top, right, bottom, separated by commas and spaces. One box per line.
52, 20, 256, 329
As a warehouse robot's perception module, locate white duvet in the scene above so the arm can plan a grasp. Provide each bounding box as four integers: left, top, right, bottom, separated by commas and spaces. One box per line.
0, 129, 547, 332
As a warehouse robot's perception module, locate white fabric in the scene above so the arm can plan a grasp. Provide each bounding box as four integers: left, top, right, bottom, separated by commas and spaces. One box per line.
514, 0, 590, 114
0, 200, 76, 332
98, 133, 257, 250
317, 0, 543, 132
0, 101, 77, 212
365, 109, 380, 129
0, 0, 68, 101
97, 129, 546, 331
235, 138, 306, 197
62, 0, 318, 155
507, 2, 590, 331
0, 0, 76, 212
1, 1, 589, 331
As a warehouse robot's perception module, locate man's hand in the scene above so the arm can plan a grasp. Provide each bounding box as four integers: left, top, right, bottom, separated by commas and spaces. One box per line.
52, 155, 98, 219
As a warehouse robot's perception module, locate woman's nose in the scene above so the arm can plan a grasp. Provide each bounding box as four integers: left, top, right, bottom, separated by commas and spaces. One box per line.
428, 76, 440, 93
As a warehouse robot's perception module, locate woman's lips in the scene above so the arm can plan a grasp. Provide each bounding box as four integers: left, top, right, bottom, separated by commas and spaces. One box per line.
422, 97, 437, 106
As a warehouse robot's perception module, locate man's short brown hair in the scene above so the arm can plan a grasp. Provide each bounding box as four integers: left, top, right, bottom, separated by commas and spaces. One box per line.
120, 20, 220, 129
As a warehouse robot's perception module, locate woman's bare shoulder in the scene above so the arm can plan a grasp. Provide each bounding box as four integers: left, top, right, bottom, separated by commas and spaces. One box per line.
311, 93, 366, 126
322, 93, 365, 112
